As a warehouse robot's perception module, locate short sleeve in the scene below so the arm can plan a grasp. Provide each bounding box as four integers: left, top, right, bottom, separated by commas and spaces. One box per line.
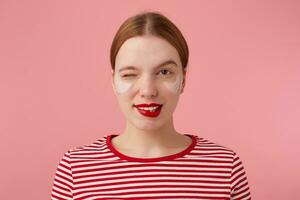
50, 150, 73, 200
230, 152, 251, 200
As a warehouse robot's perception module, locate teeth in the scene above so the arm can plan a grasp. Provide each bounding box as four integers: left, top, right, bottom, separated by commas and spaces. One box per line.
138, 106, 159, 112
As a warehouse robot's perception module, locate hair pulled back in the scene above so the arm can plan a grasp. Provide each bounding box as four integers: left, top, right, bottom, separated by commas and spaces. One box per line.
110, 11, 189, 74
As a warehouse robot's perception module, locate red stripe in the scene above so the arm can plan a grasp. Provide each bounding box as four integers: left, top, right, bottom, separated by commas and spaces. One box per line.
50, 134, 251, 199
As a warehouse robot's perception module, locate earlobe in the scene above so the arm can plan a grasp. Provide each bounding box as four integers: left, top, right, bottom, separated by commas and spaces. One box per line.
180, 75, 187, 94
180, 68, 187, 94
111, 69, 116, 94
111, 79, 116, 94
180, 81, 185, 94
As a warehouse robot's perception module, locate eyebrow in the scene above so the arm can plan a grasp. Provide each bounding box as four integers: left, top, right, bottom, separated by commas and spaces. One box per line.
118, 59, 178, 72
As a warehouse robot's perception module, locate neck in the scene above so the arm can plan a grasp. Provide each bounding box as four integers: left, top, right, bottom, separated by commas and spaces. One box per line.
118, 118, 183, 150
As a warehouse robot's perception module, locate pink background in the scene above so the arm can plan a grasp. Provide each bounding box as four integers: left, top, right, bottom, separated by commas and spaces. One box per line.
1, 0, 299, 199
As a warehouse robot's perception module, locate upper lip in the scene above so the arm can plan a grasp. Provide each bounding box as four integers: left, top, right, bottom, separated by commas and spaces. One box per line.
133, 103, 163, 108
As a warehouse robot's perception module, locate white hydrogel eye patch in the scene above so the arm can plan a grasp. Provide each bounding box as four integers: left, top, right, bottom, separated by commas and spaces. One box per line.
113, 75, 133, 94
163, 74, 183, 95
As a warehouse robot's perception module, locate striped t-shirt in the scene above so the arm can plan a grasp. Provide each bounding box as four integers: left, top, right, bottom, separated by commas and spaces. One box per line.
51, 134, 251, 200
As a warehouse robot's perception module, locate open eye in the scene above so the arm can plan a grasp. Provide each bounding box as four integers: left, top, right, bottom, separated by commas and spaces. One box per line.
158, 69, 173, 76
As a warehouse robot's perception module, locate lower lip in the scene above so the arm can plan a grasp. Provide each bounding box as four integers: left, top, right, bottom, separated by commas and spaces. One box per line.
134, 105, 163, 118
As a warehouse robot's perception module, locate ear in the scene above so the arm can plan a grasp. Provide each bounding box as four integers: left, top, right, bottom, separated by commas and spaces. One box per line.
180, 76, 185, 94
111, 79, 115, 94
111, 70, 116, 94
180, 69, 187, 94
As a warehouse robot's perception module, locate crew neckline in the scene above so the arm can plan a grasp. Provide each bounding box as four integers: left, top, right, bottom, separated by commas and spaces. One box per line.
106, 134, 197, 162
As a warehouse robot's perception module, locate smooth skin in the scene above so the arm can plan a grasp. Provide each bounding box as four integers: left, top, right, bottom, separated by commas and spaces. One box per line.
111, 35, 192, 158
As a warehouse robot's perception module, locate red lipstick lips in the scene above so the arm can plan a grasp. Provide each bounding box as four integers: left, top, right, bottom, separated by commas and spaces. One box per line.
134, 103, 162, 108
133, 103, 163, 118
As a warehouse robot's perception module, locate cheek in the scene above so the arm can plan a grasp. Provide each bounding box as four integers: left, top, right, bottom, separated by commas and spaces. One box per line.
162, 74, 183, 95
114, 77, 133, 94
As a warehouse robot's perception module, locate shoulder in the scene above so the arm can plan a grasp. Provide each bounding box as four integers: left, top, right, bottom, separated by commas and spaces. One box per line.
192, 135, 247, 163
191, 136, 251, 197
63, 135, 109, 158
194, 135, 236, 156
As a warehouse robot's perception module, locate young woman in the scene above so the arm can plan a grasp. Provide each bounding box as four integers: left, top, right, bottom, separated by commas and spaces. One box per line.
51, 11, 251, 200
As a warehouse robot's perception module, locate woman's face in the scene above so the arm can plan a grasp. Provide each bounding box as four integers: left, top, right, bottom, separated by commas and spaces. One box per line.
112, 35, 186, 131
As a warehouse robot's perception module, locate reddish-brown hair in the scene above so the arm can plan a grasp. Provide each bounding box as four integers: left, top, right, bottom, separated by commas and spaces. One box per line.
110, 11, 189, 74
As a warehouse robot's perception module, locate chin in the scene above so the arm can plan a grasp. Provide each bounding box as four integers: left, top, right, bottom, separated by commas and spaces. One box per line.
131, 119, 165, 131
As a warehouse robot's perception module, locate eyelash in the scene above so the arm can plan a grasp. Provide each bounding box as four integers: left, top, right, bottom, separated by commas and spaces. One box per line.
158, 69, 173, 76
121, 69, 173, 78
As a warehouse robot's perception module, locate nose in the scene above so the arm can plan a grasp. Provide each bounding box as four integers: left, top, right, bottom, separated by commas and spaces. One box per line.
138, 75, 158, 98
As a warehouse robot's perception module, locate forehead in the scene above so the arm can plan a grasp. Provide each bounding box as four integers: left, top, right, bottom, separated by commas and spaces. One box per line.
115, 35, 182, 70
